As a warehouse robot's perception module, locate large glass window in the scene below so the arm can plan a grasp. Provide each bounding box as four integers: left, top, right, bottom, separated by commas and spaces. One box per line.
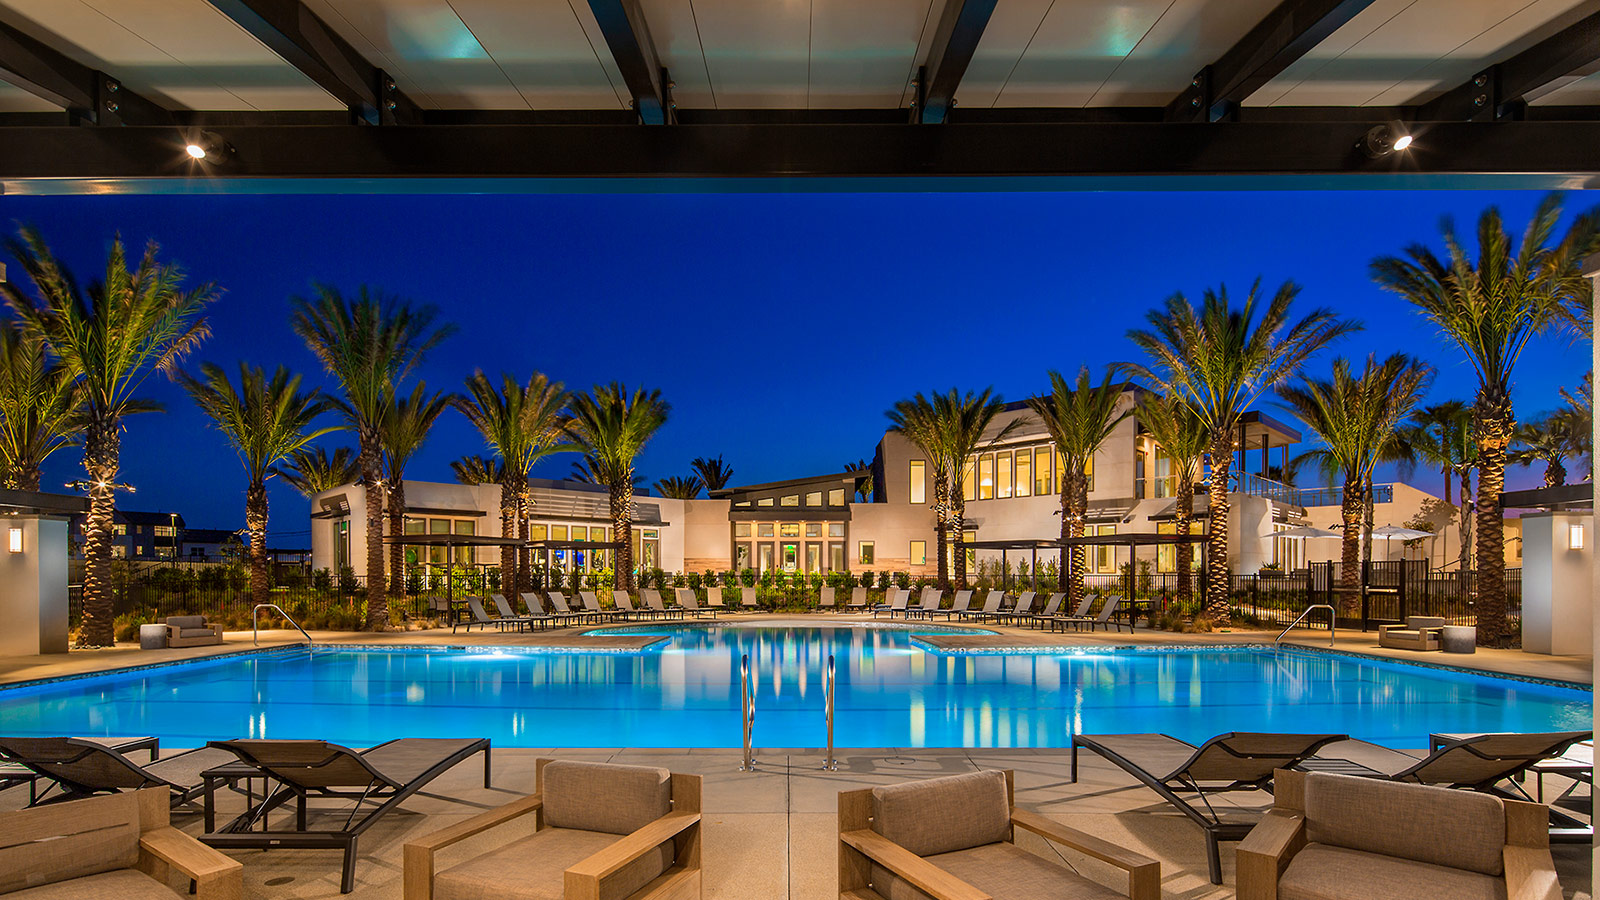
858, 541, 875, 565
1093, 524, 1116, 573
757, 497, 774, 507
978, 454, 994, 500
1015, 451, 1032, 498
552, 524, 568, 541
781, 543, 798, 570
780, 494, 800, 507
828, 488, 845, 506
828, 522, 844, 537
735, 522, 751, 538
909, 460, 926, 504
806, 543, 821, 573
910, 540, 926, 566
996, 451, 1012, 499
758, 523, 775, 538
1154, 447, 1175, 499
780, 523, 800, 537
531, 524, 548, 542
805, 522, 822, 537
963, 529, 977, 570
736, 543, 751, 569
805, 491, 823, 507
962, 459, 976, 502
1035, 447, 1052, 496
1085, 455, 1095, 493
1055, 450, 1067, 494
830, 544, 845, 571
758, 544, 774, 573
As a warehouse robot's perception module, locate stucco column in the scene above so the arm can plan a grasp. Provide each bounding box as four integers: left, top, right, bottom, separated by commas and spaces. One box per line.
1583, 250, 1597, 888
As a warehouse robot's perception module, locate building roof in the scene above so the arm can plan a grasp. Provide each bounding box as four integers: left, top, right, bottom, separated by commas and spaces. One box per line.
116, 510, 186, 526
711, 471, 867, 500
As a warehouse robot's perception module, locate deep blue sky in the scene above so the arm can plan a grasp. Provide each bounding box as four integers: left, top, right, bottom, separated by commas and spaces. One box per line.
0, 190, 1593, 544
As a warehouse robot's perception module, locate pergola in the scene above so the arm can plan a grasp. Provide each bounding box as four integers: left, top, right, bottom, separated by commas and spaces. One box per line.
967, 532, 1208, 600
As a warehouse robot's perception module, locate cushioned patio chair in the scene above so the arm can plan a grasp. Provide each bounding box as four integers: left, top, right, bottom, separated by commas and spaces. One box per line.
403, 758, 702, 900
1071, 731, 1347, 884
675, 587, 718, 618
164, 615, 222, 648
1236, 768, 1562, 900
205, 737, 491, 893
0, 736, 237, 809
0, 788, 242, 900
839, 769, 1159, 900
1377, 615, 1446, 651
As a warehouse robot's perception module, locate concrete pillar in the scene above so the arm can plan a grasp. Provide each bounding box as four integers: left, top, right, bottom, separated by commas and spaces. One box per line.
0, 517, 69, 655
1582, 250, 1597, 890
1522, 511, 1593, 655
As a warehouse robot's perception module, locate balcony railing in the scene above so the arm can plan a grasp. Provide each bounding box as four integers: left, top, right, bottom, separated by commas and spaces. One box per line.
1293, 483, 1394, 508
1237, 473, 1296, 504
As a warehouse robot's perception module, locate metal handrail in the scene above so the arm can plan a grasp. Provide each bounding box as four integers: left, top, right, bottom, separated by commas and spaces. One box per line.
739, 653, 756, 771
1276, 604, 1335, 647
822, 655, 837, 771
254, 603, 314, 646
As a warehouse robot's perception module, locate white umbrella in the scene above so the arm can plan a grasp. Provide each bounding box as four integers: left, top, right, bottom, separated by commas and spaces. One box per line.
1273, 525, 1342, 539
1370, 524, 1432, 540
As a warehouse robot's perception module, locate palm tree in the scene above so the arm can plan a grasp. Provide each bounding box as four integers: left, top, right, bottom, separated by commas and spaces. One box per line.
290, 286, 454, 629
1398, 402, 1477, 572
1371, 193, 1600, 645
571, 455, 644, 490
280, 446, 361, 497
2, 227, 217, 647
562, 384, 668, 591
887, 393, 954, 584
1278, 355, 1432, 610
654, 475, 704, 499
1136, 393, 1208, 599
178, 363, 335, 607
451, 454, 505, 486
0, 319, 80, 490
843, 460, 874, 502
1129, 280, 1357, 624
380, 383, 449, 596
1510, 410, 1587, 488
1026, 368, 1132, 607
691, 455, 734, 492
938, 388, 1019, 586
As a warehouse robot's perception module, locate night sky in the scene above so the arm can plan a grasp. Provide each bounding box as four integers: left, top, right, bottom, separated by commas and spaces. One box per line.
0, 189, 1593, 546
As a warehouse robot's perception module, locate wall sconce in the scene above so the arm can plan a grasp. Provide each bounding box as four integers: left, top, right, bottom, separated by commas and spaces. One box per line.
1570, 523, 1585, 550
8, 527, 21, 554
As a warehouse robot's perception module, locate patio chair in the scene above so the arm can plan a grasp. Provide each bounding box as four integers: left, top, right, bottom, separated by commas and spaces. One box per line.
819, 585, 836, 610
642, 589, 686, 620
0, 788, 242, 900
914, 589, 973, 620
454, 596, 512, 634
870, 588, 910, 619
541, 591, 592, 626
676, 587, 718, 618
490, 593, 551, 631
1070, 731, 1347, 883
993, 591, 1037, 626
1237, 768, 1562, 900
953, 590, 1003, 622
842, 586, 871, 611
707, 587, 729, 611
581, 590, 630, 622
0, 735, 156, 806
1377, 615, 1447, 651
1049, 594, 1130, 633
1016, 592, 1066, 628
205, 737, 491, 893
839, 769, 1159, 900
403, 758, 702, 900
1040, 593, 1092, 630
0, 736, 238, 809
740, 585, 761, 612
905, 587, 942, 619
164, 614, 223, 648
611, 590, 651, 620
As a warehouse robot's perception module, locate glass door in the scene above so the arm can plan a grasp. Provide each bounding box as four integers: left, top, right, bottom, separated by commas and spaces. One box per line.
805, 542, 821, 573
781, 542, 798, 571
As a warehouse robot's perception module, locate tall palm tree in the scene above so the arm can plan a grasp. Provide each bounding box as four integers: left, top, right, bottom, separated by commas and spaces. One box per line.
0, 320, 80, 490
843, 460, 874, 502
279, 446, 361, 497
570, 455, 644, 490
1398, 402, 1477, 572
178, 363, 335, 607
1278, 355, 1432, 610
939, 388, 1019, 586
887, 393, 954, 584
690, 455, 734, 492
451, 454, 505, 486
290, 286, 453, 628
1136, 393, 1208, 599
380, 383, 449, 595
1129, 280, 1357, 624
2, 227, 217, 647
454, 372, 571, 593
1371, 193, 1600, 644
562, 384, 669, 591
654, 475, 704, 499
1026, 368, 1132, 607
1510, 410, 1587, 488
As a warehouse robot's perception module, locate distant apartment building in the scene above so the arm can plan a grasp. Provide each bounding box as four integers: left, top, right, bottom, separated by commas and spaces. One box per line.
309, 386, 1471, 580
70, 510, 184, 560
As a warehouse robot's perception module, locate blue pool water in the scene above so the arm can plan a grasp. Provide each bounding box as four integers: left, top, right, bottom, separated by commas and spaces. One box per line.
0, 624, 1588, 749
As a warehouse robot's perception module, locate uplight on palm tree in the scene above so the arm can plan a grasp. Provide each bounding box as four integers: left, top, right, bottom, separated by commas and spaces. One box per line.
0, 319, 79, 491
380, 383, 449, 596
562, 384, 669, 591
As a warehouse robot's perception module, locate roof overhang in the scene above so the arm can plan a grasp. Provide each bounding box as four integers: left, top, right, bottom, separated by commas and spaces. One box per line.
0, 488, 88, 518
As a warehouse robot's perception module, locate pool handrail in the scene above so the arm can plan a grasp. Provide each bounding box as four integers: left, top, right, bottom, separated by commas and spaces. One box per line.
823, 654, 837, 771
739, 653, 756, 771
1276, 604, 1335, 647
253, 603, 314, 646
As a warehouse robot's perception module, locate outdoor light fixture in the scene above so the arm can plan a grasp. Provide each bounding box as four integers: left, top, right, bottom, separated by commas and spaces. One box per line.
1570, 523, 1584, 550
183, 131, 233, 165
8, 527, 21, 554
1357, 122, 1415, 159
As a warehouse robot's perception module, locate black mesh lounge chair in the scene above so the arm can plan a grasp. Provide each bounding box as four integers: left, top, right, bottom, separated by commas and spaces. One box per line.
842, 587, 871, 611
870, 588, 911, 619
545, 591, 596, 626
205, 737, 491, 893
1072, 731, 1347, 884
0, 735, 237, 808
993, 591, 1038, 626
579, 590, 630, 622
740, 585, 762, 612
819, 586, 837, 610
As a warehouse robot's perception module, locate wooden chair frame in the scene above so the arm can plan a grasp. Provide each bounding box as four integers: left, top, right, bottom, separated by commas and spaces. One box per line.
404, 758, 702, 900
837, 769, 1159, 900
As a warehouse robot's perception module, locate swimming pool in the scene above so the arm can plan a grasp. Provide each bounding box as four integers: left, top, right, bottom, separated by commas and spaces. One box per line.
0, 624, 1588, 749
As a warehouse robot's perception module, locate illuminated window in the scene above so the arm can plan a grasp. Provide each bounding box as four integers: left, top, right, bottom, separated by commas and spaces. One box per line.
858, 542, 875, 565
978, 454, 994, 500
780, 495, 800, 507
736, 522, 752, 538
552, 525, 568, 541
830, 544, 845, 571
828, 522, 844, 538
805, 491, 823, 507
734, 500, 751, 508
780, 523, 800, 537
962, 458, 976, 502
910, 540, 926, 566
531, 524, 548, 542
1085, 454, 1095, 493
1093, 524, 1116, 573
757, 497, 774, 507
996, 451, 1012, 499
154, 525, 176, 537
1055, 450, 1067, 494
758, 523, 775, 538
827, 488, 845, 506
1034, 447, 1052, 496
805, 522, 822, 537
909, 460, 926, 504
1015, 451, 1032, 497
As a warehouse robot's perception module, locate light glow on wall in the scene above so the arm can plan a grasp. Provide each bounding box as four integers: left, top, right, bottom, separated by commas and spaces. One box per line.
7, 527, 20, 554
1569, 523, 1584, 550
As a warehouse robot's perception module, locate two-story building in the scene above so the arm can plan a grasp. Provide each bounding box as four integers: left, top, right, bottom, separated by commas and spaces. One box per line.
70, 510, 184, 560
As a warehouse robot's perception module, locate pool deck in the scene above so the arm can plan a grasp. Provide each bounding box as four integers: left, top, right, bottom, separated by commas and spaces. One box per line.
1, 613, 1590, 687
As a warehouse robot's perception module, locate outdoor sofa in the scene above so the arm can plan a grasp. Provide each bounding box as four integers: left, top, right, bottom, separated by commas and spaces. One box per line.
1377, 615, 1446, 651
164, 615, 223, 648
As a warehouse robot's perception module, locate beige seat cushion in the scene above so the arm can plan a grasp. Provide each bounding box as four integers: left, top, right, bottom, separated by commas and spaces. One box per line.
871, 770, 1011, 857
1305, 772, 1504, 875
434, 826, 672, 900
0, 793, 141, 893
5, 870, 179, 900
1279, 843, 1505, 900
542, 760, 671, 835
869, 841, 1123, 900
164, 616, 207, 630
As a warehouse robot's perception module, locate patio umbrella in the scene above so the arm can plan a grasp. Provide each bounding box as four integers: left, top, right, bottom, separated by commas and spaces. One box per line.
1369, 524, 1434, 563
1273, 525, 1342, 540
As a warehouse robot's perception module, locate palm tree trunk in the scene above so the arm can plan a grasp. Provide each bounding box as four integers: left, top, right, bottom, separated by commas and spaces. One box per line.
612, 479, 635, 591
359, 432, 387, 628
246, 480, 270, 608
1337, 479, 1362, 613
1458, 466, 1473, 573
387, 477, 406, 598
77, 419, 119, 647
951, 494, 968, 586
13, 461, 40, 493
517, 496, 531, 593
1062, 470, 1088, 608
1204, 436, 1233, 624
1545, 456, 1566, 488
1474, 397, 1512, 645
498, 481, 516, 597
1362, 475, 1375, 570
1175, 469, 1194, 601
933, 466, 949, 586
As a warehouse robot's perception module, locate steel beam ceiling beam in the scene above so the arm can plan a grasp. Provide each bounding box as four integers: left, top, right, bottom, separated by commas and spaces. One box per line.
585, 0, 671, 124
0, 19, 168, 125
1416, 11, 1600, 121
914, 0, 999, 124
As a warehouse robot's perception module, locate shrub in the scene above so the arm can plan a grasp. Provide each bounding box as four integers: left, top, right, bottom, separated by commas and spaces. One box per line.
338, 566, 358, 595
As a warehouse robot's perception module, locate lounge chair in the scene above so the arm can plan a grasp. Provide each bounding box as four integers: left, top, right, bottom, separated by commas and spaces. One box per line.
839, 769, 1159, 900
953, 590, 1003, 623
1039, 593, 1092, 630
612, 590, 651, 620
1016, 592, 1066, 628
842, 587, 871, 611
0, 788, 242, 899
403, 758, 702, 900
739, 586, 761, 612
707, 587, 729, 612
490, 593, 551, 631
0, 735, 156, 805
1071, 731, 1346, 883
542, 591, 593, 626
914, 589, 972, 620
675, 587, 718, 618
642, 590, 685, 620
205, 736, 491, 893
1378, 615, 1446, 651
580, 590, 630, 622
454, 596, 508, 634
0, 736, 239, 809
164, 614, 223, 648
993, 591, 1037, 626
819, 586, 836, 610
1049, 594, 1130, 633
1238, 768, 1561, 900
870, 588, 910, 619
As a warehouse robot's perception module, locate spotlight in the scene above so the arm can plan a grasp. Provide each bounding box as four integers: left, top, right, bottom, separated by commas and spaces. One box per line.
182, 131, 233, 164
185, 143, 207, 159
1357, 122, 1414, 159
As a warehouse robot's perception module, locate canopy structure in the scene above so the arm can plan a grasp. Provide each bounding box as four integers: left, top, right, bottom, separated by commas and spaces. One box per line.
383, 533, 526, 600
965, 533, 1207, 595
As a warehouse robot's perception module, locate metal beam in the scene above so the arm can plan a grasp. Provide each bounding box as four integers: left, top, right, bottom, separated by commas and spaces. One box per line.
914, 0, 999, 124
0, 19, 168, 125
1417, 11, 1600, 121
202, 0, 418, 125
1167, 0, 1376, 122
1, 121, 1597, 186
585, 0, 670, 124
